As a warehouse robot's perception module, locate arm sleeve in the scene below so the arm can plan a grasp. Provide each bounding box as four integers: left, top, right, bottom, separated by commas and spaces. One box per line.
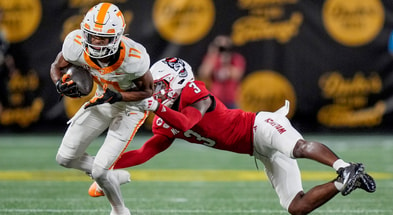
114, 134, 173, 169
154, 103, 203, 132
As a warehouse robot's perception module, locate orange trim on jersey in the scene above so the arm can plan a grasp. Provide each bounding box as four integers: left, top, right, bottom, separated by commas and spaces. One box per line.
109, 111, 149, 169
95, 3, 111, 29
91, 69, 123, 91
83, 42, 125, 75
73, 34, 82, 45
74, 39, 82, 45
83, 42, 126, 92
100, 79, 122, 92
129, 48, 141, 58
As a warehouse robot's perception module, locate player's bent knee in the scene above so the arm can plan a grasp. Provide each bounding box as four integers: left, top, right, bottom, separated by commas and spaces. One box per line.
91, 166, 107, 181
56, 153, 74, 168
293, 139, 317, 158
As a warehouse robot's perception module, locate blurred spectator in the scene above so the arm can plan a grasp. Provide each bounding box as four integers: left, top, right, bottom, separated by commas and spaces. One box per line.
198, 35, 246, 109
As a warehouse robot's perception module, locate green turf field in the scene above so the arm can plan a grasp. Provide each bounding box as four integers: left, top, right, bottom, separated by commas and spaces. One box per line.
0, 134, 392, 214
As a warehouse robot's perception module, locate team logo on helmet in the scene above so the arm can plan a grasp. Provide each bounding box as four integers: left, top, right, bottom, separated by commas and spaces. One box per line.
178, 69, 187, 78
150, 57, 195, 107
163, 57, 188, 75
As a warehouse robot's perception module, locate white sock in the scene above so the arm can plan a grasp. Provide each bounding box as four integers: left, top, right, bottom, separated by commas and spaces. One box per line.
332, 159, 350, 171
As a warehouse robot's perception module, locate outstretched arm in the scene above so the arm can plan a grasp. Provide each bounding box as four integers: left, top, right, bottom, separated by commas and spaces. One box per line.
114, 134, 173, 169
154, 96, 212, 132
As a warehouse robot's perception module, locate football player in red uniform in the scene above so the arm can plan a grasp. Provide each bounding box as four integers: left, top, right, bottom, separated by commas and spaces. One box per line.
50, 3, 153, 215
90, 57, 376, 215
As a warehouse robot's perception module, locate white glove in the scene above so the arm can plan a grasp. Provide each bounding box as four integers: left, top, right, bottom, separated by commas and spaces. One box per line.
136, 96, 159, 111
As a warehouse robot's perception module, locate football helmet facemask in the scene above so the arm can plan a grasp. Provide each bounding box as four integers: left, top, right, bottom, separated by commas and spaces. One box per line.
80, 3, 125, 59
150, 57, 195, 107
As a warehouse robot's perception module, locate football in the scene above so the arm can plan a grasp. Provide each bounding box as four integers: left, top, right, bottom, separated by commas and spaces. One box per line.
65, 65, 94, 96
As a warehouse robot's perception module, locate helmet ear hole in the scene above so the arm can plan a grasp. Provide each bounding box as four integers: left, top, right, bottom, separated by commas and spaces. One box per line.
177, 79, 185, 85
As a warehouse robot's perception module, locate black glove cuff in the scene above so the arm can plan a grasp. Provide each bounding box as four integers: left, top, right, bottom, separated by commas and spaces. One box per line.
111, 91, 123, 104
55, 79, 62, 94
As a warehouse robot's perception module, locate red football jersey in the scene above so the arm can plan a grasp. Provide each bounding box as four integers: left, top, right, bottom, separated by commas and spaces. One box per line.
152, 81, 256, 155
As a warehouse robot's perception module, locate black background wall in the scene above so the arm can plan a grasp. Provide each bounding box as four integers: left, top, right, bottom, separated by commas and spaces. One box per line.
1, 0, 393, 133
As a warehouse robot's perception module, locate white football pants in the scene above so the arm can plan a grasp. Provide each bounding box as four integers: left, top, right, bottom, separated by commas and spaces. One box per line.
56, 102, 148, 214
252, 100, 304, 210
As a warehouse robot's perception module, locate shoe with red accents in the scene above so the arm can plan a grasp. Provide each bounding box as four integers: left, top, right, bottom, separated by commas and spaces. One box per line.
88, 181, 104, 197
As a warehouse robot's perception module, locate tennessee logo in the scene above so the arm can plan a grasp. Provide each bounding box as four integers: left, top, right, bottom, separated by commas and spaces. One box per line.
265, 118, 286, 134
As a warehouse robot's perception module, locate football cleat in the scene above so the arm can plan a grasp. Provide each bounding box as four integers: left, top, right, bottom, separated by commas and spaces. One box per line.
355, 173, 376, 193
88, 181, 105, 197
336, 162, 364, 196
88, 170, 131, 197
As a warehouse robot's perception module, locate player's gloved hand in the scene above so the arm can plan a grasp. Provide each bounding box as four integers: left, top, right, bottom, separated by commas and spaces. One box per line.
56, 73, 81, 98
135, 97, 159, 111
84, 84, 122, 108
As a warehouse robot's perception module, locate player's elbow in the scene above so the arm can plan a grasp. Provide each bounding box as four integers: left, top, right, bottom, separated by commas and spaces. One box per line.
174, 123, 193, 133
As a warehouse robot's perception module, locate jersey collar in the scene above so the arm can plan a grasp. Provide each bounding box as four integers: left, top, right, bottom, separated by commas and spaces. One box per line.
84, 41, 125, 75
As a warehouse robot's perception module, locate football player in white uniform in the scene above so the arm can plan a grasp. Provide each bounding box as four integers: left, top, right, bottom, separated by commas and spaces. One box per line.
50, 3, 152, 215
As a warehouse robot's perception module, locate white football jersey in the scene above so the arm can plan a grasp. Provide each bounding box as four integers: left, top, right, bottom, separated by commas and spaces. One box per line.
62, 29, 150, 94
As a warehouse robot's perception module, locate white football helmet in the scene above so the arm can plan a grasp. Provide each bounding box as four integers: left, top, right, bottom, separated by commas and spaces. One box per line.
80, 3, 125, 58
150, 57, 195, 107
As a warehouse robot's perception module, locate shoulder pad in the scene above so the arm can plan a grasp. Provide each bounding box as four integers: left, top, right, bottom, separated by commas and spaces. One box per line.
121, 37, 150, 77
62, 30, 84, 62
180, 81, 210, 105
